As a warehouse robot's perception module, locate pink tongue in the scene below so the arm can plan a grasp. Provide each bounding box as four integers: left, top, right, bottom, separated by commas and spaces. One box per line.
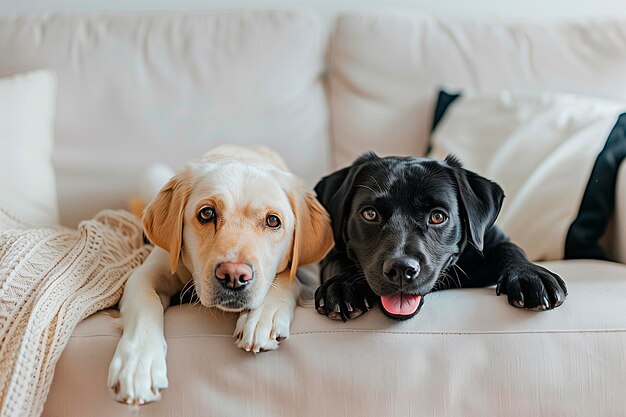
380, 293, 421, 316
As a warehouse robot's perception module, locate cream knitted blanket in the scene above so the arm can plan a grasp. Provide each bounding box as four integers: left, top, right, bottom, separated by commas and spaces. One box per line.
0, 209, 151, 417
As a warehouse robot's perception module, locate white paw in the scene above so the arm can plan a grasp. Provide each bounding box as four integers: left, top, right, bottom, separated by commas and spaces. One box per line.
234, 303, 293, 353
107, 336, 169, 405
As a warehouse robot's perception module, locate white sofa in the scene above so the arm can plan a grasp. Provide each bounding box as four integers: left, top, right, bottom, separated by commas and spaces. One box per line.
1, 9, 625, 416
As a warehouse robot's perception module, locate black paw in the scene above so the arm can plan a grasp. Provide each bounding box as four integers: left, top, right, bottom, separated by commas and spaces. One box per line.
315, 276, 378, 321
497, 263, 567, 311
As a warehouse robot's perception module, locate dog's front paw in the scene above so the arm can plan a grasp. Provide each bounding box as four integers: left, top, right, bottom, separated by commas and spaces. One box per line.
234, 301, 293, 353
497, 263, 567, 311
315, 275, 378, 321
107, 335, 168, 405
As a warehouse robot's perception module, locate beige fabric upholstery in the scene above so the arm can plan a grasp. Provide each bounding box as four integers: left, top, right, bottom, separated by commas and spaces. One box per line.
44, 260, 626, 416
0, 10, 328, 227
329, 12, 626, 169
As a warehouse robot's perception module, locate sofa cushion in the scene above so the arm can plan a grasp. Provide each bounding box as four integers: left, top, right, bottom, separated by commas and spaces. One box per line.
0, 10, 328, 227
0, 70, 58, 225
428, 90, 626, 262
329, 12, 626, 169
44, 260, 626, 416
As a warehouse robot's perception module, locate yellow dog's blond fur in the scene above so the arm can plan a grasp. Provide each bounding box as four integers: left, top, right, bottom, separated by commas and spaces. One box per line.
108, 146, 333, 405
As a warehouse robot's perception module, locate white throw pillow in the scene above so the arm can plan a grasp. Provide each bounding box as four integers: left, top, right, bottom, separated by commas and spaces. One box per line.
0, 70, 58, 225
429, 90, 626, 261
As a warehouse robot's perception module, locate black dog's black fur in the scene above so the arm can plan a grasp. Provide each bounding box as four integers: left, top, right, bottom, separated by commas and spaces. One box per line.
314, 153, 567, 321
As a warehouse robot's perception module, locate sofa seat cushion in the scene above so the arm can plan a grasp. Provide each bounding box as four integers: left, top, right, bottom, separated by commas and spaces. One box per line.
44, 260, 626, 417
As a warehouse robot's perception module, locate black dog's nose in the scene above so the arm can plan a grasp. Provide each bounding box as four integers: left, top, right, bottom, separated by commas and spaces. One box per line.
383, 257, 420, 281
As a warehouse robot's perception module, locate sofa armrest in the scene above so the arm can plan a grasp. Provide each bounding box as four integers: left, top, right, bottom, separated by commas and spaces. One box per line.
612, 162, 626, 264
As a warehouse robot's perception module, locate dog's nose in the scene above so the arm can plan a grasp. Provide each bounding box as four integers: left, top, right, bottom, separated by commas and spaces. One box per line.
383, 257, 420, 281
215, 262, 254, 290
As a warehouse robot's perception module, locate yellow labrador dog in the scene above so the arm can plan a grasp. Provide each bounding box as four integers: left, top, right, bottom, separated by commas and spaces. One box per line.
108, 146, 333, 405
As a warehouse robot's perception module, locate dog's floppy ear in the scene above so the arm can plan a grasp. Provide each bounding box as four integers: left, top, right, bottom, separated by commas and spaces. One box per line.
314, 152, 378, 249
143, 170, 194, 274
444, 155, 504, 252
287, 189, 334, 281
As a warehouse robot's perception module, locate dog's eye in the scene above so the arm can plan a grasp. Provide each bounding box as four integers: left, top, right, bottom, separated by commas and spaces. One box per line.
197, 206, 216, 223
361, 208, 379, 222
265, 214, 281, 229
429, 210, 448, 225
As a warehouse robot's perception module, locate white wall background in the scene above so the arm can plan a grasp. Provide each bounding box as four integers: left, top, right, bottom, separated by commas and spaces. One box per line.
1, 0, 626, 21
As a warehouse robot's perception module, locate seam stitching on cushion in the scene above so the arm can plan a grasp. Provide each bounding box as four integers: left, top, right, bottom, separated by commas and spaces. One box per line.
69, 328, 626, 339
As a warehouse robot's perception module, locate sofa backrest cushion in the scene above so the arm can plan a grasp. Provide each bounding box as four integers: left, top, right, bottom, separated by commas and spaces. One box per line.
0, 10, 327, 226
329, 12, 626, 168
0, 70, 58, 225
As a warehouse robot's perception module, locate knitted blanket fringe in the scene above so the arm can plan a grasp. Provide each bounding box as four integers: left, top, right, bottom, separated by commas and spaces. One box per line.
0, 209, 151, 417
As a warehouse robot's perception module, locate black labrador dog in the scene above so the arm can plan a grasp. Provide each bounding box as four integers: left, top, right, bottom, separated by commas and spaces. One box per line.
314, 153, 567, 320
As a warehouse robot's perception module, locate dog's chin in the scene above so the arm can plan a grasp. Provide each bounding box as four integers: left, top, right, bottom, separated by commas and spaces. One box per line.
198, 291, 257, 313
213, 303, 247, 313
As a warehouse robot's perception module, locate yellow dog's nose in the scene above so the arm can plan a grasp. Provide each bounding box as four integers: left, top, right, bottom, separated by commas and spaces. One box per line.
215, 262, 254, 290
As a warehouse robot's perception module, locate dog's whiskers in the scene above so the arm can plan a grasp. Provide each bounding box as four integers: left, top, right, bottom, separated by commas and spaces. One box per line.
179, 280, 195, 306
356, 184, 378, 194
452, 268, 462, 289
368, 175, 384, 194
436, 270, 455, 290
190, 287, 200, 305
453, 264, 470, 281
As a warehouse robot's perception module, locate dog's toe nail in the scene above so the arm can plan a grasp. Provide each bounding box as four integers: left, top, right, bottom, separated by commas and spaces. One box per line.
364, 298, 370, 309
542, 296, 550, 309
346, 302, 353, 312
554, 293, 564, 306
350, 309, 364, 319
319, 299, 324, 307
333, 304, 341, 313
328, 311, 341, 320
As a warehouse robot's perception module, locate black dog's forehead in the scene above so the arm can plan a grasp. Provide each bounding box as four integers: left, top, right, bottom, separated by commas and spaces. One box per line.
354, 157, 457, 207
